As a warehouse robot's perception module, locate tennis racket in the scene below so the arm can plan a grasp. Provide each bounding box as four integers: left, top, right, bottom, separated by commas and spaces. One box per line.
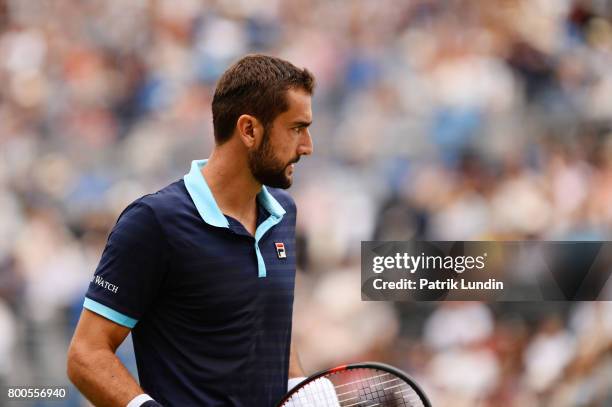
277, 362, 431, 407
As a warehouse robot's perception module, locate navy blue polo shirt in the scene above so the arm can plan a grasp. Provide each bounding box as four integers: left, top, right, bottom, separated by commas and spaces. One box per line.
83, 159, 297, 407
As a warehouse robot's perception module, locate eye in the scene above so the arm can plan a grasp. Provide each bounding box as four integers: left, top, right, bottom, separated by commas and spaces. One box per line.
292, 127, 303, 135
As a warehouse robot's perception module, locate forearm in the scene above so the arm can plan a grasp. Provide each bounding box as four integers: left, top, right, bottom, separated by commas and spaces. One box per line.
67, 346, 143, 407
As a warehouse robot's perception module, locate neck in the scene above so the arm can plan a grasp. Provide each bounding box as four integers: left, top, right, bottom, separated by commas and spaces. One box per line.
201, 147, 261, 218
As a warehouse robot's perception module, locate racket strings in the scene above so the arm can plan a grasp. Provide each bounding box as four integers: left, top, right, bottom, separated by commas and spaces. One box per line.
282, 369, 426, 407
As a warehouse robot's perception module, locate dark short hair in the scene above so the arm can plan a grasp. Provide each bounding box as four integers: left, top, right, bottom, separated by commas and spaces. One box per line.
212, 54, 315, 144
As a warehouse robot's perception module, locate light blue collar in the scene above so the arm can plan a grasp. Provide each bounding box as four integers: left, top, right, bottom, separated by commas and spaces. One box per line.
183, 159, 286, 228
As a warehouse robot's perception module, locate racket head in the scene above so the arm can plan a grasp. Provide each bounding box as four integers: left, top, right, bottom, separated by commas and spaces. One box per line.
277, 362, 431, 407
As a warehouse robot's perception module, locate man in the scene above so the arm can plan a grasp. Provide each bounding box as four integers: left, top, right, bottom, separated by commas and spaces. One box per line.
67, 54, 314, 406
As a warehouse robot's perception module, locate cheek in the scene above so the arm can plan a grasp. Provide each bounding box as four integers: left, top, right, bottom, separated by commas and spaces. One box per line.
275, 135, 296, 157
267, 131, 297, 161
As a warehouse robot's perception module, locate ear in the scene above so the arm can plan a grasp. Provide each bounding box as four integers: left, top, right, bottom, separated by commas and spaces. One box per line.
236, 114, 263, 148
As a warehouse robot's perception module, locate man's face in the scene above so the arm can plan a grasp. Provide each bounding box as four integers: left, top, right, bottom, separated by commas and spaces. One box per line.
248, 88, 313, 189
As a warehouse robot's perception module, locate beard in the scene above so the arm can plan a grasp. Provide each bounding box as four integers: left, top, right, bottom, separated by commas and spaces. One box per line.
248, 129, 297, 189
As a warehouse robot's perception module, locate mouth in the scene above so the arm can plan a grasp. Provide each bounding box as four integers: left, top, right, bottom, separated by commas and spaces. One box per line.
287, 157, 300, 171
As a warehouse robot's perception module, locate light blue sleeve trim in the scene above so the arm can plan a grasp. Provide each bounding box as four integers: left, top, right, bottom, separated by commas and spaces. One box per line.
83, 298, 138, 328
183, 159, 229, 228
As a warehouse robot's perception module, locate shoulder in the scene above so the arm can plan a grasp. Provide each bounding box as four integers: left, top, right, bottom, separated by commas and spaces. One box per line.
138, 179, 187, 212
116, 179, 187, 230
266, 188, 297, 214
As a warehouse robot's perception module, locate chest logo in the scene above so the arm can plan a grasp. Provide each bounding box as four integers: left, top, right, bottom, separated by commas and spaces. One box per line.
275, 242, 287, 259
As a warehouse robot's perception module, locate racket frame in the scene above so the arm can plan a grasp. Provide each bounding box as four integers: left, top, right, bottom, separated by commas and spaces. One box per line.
276, 361, 432, 407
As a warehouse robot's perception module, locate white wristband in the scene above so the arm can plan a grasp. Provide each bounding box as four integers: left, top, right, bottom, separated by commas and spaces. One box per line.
126, 394, 154, 407
288, 376, 307, 391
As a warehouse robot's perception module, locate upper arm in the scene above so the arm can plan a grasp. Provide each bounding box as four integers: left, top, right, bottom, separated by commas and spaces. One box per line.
66, 310, 142, 404
84, 201, 168, 328
70, 200, 167, 361
70, 309, 131, 354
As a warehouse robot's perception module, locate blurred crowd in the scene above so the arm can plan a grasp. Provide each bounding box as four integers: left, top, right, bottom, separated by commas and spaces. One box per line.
0, 0, 611, 406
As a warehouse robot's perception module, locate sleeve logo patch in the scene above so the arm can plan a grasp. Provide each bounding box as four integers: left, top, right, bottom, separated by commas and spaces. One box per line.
275, 242, 287, 259
92, 275, 120, 294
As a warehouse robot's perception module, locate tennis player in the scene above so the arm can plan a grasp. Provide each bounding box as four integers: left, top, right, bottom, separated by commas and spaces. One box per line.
67, 54, 314, 406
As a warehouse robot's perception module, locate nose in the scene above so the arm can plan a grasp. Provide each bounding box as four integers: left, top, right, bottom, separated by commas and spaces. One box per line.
298, 129, 313, 156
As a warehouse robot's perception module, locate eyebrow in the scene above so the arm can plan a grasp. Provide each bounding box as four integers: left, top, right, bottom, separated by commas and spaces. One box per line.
291, 121, 312, 127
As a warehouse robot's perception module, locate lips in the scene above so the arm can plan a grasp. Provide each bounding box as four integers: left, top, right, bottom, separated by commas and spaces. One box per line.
286, 157, 300, 170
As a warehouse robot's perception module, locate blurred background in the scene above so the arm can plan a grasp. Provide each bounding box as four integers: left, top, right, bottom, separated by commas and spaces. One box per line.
0, 0, 611, 406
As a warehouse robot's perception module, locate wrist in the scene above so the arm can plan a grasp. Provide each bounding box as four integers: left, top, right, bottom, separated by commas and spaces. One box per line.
127, 394, 162, 407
